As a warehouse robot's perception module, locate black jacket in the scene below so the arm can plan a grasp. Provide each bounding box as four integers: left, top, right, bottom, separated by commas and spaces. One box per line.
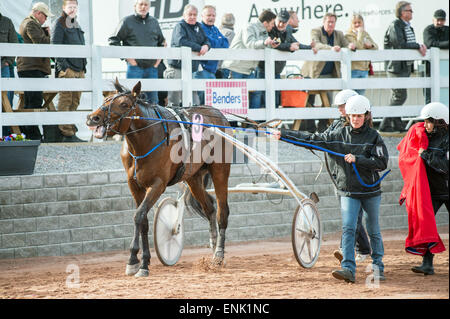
109, 13, 165, 68
423, 24, 449, 49
51, 13, 87, 73
384, 19, 420, 74
281, 123, 389, 198
420, 127, 449, 200
323, 117, 346, 188
258, 25, 311, 75
0, 13, 18, 67
168, 20, 210, 70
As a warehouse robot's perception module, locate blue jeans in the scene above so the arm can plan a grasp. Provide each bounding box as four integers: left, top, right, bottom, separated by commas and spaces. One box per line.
254, 67, 281, 108
228, 70, 260, 109
193, 70, 216, 105
126, 64, 159, 105
340, 195, 384, 275
1, 65, 14, 106
351, 70, 369, 95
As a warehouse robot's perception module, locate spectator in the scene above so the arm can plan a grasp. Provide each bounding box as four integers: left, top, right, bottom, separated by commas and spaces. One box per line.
256, 10, 316, 107
345, 14, 378, 95
17, 2, 54, 141
217, 13, 236, 79
287, 10, 299, 34
165, 4, 210, 106
196, 5, 229, 105
381, 1, 427, 132
109, 0, 165, 105
397, 102, 448, 275
273, 95, 388, 283
301, 13, 355, 133
221, 10, 279, 109
0, 11, 18, 136
423, 9, 449, 104
51, 0, 87, 143
328, 90, 372, 264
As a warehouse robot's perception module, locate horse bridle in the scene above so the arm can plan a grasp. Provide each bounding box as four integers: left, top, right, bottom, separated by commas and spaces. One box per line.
98, 92, 138, 135
99, 92, 167, 136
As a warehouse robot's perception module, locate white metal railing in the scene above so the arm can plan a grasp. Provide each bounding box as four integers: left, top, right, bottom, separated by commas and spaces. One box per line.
0, 43, 448, 133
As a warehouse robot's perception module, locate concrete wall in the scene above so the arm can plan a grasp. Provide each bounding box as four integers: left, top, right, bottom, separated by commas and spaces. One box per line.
0, 158, 448, 259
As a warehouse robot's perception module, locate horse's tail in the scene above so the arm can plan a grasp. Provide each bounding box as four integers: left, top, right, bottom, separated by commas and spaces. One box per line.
184, 173, 215, 221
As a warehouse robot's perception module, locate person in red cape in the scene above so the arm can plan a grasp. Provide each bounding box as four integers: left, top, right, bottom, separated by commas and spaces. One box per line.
397, 102, 449, 275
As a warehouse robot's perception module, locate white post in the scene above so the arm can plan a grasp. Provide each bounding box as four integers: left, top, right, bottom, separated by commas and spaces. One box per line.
430, 47, 440, 102
264, 48, 276, 121
90, 45, 103, 143
181, 47, 193, 107
340, 48, 352, 90
91, 45, 103, 110
0, 66, 3, 136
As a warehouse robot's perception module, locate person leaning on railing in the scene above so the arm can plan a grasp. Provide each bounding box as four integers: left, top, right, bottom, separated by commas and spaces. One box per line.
16, 2, 54, 141
300, 12, 355, 134
51, 0, 87, 143
195, 5, 229, 105
256, 10, 316, 108
221, 10, 280, 109
164, 4, 210, 107
381, 1, 427, 133
423, 9, 449, 104
217, 13, 236, 79
345, 14, 378, 96
0, 11, 18, 137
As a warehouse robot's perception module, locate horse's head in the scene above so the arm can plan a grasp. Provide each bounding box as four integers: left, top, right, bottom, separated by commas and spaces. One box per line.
86, 79, 142, 139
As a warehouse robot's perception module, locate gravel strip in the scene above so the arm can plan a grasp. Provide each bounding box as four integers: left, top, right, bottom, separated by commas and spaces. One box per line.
33, 135, 403, 175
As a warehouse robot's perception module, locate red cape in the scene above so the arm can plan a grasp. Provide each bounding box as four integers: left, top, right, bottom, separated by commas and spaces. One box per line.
397, 122, 446, 256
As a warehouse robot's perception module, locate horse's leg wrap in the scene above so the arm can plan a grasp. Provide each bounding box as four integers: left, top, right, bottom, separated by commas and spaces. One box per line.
140, 216, 151, 273
213, 228, 226, 262
209, 213, 217, 250
127, 219, 141, 273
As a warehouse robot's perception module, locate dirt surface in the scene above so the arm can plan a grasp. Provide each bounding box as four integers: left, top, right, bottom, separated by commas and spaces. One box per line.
0, 227, 448, 300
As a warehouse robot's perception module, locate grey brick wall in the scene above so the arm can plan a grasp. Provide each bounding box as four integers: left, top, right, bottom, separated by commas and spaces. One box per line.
0, 158, 448, 259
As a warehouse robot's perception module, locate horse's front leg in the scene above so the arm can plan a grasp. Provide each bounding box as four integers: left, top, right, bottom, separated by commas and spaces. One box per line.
126, 180, 166, 277
125, 179, 145, 276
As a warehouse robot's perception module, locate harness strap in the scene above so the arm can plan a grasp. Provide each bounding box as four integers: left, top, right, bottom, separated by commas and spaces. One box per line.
127, 108, 169, 181
154, 108, 169, 146
128, 138, 167, 180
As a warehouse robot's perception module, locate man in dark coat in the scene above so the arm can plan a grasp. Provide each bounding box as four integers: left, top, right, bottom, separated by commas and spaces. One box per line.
17, 2, 54, 141
51, 0, 87, 142
423, 9, 449, 104
165, 4, 210, 106
380, 1, 427, 132
0, 11, 18, 136
109, 0, 166, 105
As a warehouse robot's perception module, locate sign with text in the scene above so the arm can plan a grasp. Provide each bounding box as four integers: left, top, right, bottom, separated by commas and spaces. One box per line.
205, 81, 248, 116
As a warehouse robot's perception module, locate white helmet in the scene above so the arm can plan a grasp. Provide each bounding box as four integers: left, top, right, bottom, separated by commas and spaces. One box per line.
420, 102, 449, 124
333, 89, 358, 106
345, 95, 371, 114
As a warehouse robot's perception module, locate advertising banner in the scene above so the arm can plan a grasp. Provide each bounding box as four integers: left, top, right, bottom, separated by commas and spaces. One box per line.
205, 81, 248, 115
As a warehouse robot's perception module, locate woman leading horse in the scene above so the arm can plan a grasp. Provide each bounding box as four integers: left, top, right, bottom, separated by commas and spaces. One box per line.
86, 80, 231, 277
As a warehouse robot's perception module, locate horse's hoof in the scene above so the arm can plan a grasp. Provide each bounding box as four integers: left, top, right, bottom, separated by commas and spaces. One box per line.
212, 250, 224, 265
134, 269, 149, 278
125, 263, 140, 276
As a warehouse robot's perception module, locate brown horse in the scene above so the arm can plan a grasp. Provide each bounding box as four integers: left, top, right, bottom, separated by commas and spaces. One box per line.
86, 80, 231, 277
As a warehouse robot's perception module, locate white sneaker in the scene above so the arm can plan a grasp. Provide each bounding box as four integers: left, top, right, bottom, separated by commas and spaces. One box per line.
355, 253, 369, 262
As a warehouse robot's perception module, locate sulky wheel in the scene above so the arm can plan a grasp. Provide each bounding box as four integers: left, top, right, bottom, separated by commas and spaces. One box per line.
291, 198, 322, 268
153, 197, 184, 266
